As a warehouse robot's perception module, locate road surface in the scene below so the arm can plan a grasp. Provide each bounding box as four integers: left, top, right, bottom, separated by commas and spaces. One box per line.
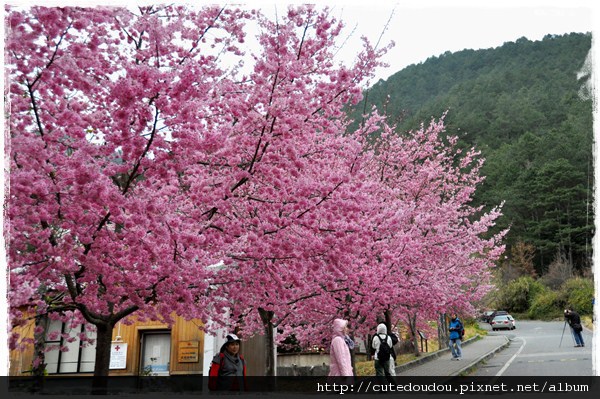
469, 320, 593, 376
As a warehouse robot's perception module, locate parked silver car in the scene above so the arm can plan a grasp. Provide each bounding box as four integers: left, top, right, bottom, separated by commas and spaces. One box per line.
490, 314, 516, 331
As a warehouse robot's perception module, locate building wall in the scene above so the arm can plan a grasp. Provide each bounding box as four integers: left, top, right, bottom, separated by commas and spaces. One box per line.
239, 334, 267, 376
9, 319, 35, 376
9, 314, 273, 377
9, 314, 205, 376
109, 314, 205, 376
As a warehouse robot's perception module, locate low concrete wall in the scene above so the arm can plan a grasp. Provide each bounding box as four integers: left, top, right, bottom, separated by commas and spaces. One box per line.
277, 363, 330, 376
277, 352, 329, 368
277, 352, 368, 376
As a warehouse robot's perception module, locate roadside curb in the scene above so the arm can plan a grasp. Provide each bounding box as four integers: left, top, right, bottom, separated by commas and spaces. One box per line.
451, 335, 511, 376
394, 335, 483, 374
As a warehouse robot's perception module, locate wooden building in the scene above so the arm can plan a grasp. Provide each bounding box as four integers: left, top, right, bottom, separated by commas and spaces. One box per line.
9, 314, 267, 377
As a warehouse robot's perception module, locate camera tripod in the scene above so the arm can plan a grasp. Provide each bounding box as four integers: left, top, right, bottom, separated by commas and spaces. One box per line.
559, 320, 576, 347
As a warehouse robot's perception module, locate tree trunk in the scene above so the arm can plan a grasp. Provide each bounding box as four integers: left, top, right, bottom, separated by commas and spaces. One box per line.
258, 308, 276, 377
384, 310, 393, 333
407, 312, 420, 357
29, 310, 50, 393
92, 321, 114, 394
343, 307, 358, 376
438, 313, 448, 350
32, 312, 49, 377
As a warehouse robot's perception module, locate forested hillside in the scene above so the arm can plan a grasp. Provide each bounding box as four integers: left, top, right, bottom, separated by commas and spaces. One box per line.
355, 33, 593, 275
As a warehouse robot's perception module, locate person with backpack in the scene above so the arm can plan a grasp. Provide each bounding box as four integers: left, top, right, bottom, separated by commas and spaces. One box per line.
328, 319, 354, 378
564, 308, 585, 347
208, 333, 247, 391
371, 323, 394, 376
448, 313, 464, 360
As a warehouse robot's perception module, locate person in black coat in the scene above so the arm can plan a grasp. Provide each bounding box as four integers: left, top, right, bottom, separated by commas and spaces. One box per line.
564, 308, 585, 347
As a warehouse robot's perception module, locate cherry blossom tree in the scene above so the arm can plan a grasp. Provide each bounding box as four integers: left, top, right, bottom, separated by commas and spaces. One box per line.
181, 5, 506, 371
201, 5, 506, 369
187, 6, 393, 375
341, 118, 506, 353
6, 4, 253, 379
216, 112, 506, 362
7, 3, 506, 381
6, 3, 394, 379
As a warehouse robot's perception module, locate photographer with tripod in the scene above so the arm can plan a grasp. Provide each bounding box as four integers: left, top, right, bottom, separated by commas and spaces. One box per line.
564, 308, 585, 348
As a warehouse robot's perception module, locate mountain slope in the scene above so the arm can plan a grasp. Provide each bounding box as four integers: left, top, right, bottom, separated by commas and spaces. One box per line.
355, 32, 593, 274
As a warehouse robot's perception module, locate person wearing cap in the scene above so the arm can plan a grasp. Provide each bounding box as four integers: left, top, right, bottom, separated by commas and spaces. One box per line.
564, 308, 585, 347
208, 333, 247, 391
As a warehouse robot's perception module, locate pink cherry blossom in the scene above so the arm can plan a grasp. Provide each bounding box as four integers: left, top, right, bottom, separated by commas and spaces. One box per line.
6, 4, 505, 379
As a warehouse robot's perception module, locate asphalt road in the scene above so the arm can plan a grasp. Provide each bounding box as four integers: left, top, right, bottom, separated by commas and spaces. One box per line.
469, 320, 594, 376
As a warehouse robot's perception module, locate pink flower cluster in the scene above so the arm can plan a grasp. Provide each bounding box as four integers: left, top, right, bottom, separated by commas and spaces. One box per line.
6, 5, 505, 372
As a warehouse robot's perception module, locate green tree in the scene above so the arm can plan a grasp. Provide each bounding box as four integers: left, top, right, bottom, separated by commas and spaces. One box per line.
525, 159, 589, 271
351, 33, 593, 275
560, 277, 594, 315
497, 276, 546, 313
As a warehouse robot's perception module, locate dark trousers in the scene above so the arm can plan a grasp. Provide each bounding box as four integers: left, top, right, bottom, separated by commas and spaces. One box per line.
374, 359, 391, 376
572, 328, 585, 346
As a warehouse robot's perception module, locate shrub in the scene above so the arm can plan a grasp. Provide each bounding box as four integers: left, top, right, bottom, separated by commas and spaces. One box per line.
497, 276, 547, 312
528, 290, 562, 319
560, 277, 594, 315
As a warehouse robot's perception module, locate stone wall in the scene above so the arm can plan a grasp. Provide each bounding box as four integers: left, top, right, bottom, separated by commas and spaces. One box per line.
276, 352, 368, 376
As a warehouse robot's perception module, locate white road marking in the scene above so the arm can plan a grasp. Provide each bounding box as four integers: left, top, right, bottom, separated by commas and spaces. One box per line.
496, 337, 526, 376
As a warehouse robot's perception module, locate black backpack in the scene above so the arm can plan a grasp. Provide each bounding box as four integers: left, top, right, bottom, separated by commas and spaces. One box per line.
375, 334, 392, 362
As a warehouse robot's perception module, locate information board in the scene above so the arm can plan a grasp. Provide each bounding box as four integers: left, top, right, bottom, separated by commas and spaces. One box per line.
109, 342, 128, 369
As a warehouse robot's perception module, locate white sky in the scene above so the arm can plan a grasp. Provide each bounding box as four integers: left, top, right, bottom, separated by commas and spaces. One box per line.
336, 0, 595, 82
231, 1, 595, 83
1, 0, 598, 376
2, 0, 596, 82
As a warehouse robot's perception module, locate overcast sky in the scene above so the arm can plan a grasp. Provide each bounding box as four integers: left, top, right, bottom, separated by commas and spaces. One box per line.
4, 0, 596, 83
334, 0, 595, 82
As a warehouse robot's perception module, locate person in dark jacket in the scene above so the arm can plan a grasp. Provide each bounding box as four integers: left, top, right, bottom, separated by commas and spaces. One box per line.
448, 313, 463, 360
564, 308, 585, 347
208, 333, 247, 391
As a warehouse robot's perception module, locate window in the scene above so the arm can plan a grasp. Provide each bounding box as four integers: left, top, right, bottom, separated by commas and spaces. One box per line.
44, 319, 96, 374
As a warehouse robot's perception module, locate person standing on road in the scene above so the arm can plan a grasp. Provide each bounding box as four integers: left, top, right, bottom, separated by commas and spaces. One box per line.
328, 318, 354, 377
564, 308, 585, 347
371, 323, 393, 376
448, 313, 463, 360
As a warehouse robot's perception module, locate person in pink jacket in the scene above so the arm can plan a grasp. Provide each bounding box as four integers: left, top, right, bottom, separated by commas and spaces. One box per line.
328, 318, 354, 377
